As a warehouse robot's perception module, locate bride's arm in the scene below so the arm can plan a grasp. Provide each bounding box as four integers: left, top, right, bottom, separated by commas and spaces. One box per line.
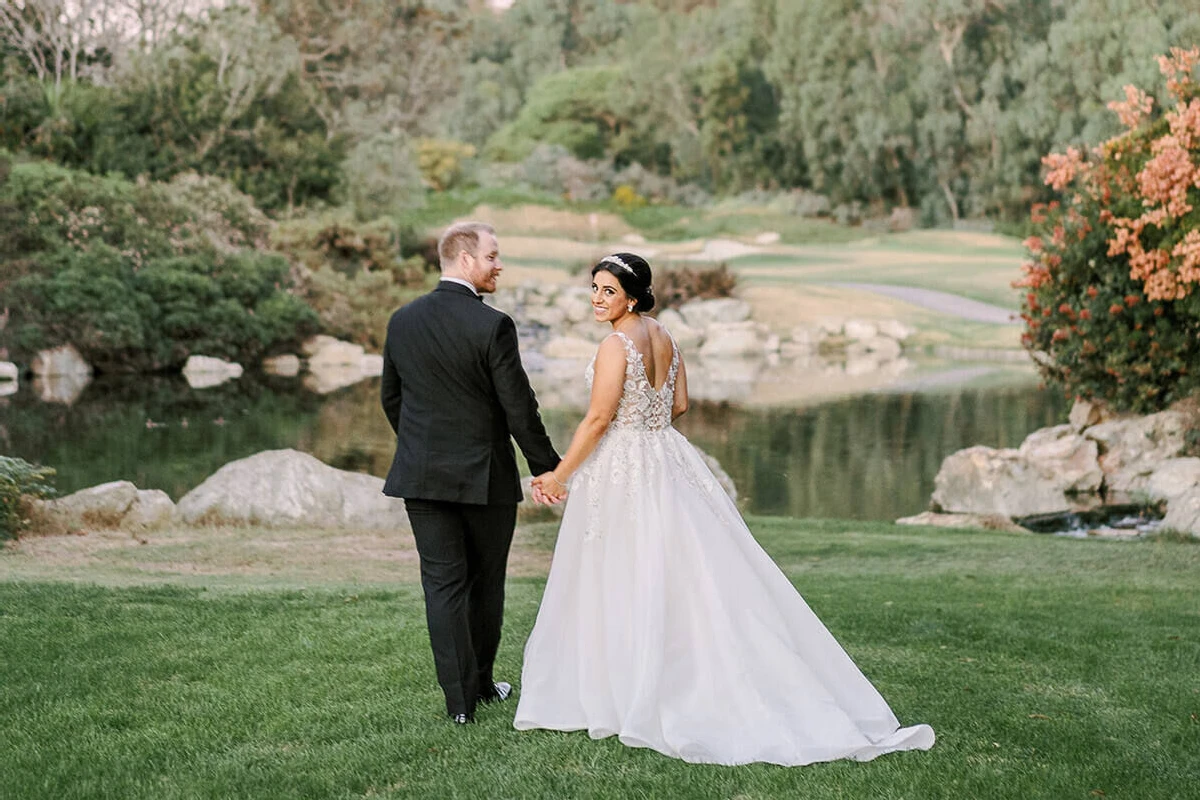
671, 354, 689, 421
544, 335, 627, 487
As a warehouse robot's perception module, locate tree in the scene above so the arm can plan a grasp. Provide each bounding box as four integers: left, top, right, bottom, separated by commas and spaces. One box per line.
0, 0, 122, 88
484, 65, 626, 161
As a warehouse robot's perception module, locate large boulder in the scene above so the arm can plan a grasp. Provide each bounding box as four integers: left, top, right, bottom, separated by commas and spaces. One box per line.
678, 298, 752, 330
1017, 424, 1103, 494
29, 482, 176, 534
1085, 410, 1190, 499
1145, 457, 1200, 537
932, 445, 1085, 517
38, 480, 138, 530
176, 449, 409, 531
124, 490, 176, 530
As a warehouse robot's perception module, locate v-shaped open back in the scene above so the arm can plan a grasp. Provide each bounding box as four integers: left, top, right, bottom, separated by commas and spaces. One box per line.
586, 331, 679, 431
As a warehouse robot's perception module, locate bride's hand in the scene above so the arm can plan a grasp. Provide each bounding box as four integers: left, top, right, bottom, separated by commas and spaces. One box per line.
532, 472, 568, 504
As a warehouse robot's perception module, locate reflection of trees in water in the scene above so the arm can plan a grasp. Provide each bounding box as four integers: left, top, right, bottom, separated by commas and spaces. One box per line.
5, 375, 327, 499
308, 381, 398, 477
7, 378, 1068, 519
675, 389, 1069, 520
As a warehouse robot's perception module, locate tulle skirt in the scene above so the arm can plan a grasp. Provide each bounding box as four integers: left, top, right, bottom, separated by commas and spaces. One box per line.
514, 426, 935, 766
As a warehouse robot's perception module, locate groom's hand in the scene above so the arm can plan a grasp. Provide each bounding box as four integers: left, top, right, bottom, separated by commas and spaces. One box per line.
529, 482, 552, 505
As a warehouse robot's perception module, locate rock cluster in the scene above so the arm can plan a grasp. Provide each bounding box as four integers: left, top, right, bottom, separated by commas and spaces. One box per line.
910, 399, 1200, 537
23, 451, 412, 536
490, 284, 916, 407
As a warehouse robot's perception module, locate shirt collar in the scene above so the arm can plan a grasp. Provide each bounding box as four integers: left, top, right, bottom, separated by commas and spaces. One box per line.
439, 276, 479, 296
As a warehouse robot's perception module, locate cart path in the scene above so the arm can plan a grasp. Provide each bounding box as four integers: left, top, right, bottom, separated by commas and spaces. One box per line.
829, 282, 1019, 325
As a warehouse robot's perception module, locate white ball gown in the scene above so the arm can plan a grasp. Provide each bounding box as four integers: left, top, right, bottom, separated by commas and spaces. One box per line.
514, 331, 935, 766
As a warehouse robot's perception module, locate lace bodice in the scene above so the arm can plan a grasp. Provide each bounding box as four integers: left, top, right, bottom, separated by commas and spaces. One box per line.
585, 331, 680, 431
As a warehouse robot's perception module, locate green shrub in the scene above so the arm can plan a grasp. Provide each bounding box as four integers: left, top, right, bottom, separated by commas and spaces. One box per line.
1017, 49, 1200, 411
271, 212, 435, 348
2, 160, 319, 371
652, 262, 738, 312
0, 76, 50, 152
0, 457, 56, 541
271, 214, 424, 279
302, 266, 433, 350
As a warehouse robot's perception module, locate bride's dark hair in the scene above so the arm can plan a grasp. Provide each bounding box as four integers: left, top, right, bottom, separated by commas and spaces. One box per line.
591, 252, 655, 312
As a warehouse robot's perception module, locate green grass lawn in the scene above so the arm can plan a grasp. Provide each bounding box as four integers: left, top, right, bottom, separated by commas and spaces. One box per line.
3, 519, 1197, 799
620, 206, 872, 246
730, 251, 1023, 311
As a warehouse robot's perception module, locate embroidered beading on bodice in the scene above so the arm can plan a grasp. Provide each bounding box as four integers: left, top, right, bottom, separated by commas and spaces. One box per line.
585, 331, 679, 431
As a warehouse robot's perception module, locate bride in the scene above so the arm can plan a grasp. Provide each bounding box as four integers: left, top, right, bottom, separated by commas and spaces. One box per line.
516, 253, 935, 767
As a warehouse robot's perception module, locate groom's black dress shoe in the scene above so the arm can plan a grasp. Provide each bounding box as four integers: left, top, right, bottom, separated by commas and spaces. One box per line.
478, 681, 513, 704
450, 712, 474, 724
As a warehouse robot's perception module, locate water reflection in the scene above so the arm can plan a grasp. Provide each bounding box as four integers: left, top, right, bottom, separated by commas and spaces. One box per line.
1, 373, 1067, 521
670, 389, 1067, 519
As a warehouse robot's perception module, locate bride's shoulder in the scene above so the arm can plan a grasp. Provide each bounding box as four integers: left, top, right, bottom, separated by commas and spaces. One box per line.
597, 331, 629, 355
644, 316, 672, 336
644, 317, 678, 348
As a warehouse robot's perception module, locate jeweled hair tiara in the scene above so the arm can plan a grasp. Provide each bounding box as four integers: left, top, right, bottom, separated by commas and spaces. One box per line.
599, 255, 635, 275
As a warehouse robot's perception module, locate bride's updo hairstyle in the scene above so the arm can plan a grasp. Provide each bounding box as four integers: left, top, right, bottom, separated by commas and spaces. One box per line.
591, 252, 655, 313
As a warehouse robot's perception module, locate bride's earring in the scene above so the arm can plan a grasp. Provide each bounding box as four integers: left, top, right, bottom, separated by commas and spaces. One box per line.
627, 303, 634, 312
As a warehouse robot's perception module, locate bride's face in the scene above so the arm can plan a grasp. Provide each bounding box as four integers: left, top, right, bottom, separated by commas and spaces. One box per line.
591, 270, 632, 324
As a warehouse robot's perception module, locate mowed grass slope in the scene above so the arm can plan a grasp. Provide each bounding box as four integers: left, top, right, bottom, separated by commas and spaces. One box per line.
2, 519, 1196, 799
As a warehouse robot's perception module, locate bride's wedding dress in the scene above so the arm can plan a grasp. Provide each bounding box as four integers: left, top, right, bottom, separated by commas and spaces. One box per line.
514, 332, 935, 766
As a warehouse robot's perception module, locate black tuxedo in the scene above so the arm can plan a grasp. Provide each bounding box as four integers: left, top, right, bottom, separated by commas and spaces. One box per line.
381, 280, 560, 717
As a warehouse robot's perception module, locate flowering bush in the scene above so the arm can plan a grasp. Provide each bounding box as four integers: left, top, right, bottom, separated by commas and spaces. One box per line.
1018, 48, 1200, 412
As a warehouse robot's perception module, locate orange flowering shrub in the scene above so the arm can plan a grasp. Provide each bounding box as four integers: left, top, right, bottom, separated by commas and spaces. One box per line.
1017, 47, 1200, 411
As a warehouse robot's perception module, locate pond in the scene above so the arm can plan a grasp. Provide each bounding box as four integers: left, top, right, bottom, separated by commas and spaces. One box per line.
0, 366, 1067, 521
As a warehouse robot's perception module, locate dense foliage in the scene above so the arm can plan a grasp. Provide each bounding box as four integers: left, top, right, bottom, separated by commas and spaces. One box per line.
1018, 48, 1200, 411
271, 215, 432, 349
1, 158, 319, 372
3, 1, 1199, 223
0, 456, 55, 541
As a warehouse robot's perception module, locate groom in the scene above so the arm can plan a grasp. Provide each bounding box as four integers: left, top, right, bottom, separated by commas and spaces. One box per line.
380, 221, 561, 724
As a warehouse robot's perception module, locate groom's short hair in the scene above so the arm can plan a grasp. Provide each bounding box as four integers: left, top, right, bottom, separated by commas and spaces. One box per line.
438, 222, 496, 270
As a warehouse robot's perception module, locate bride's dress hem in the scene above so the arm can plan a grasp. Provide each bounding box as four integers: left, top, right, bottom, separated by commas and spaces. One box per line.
513, 717, 935, 767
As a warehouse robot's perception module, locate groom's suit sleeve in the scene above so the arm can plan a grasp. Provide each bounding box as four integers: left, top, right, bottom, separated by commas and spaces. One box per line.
488, 314, 561, 476
380, 324, 403, 435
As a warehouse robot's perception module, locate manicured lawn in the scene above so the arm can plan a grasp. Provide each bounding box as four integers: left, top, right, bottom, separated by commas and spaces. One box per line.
2, 519, 1197, 799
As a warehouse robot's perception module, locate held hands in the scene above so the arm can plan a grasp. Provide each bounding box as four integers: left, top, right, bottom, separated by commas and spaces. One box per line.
531, 471, 569, 505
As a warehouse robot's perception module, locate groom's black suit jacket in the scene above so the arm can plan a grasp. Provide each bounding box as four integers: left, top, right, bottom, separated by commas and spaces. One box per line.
380, 281, 559, 504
